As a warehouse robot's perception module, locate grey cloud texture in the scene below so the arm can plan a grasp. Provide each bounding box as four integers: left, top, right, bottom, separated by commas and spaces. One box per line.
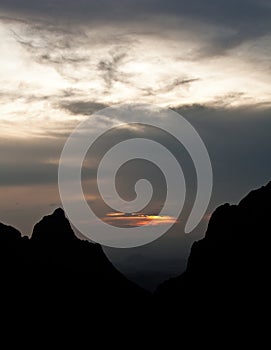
8, 21, 137, 90
1, 104, 270, 201
1, 102, 270, 281
0, 138, 62, 186
1, 0, 270, 286
1, 1, 271, 52
97, 50, 128, 90
1, 0, 270, 23
8, 23, 92, 82
2, 0, 269, 111
140, 78, 200, 97
177, 104, 271, 203
60, 101, 108, 116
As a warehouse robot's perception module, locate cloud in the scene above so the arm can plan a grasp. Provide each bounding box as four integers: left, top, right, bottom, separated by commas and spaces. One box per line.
2, 1, 271, 65
140, 77, 200, 97
1, 1, 271, 45
60, 101, 108, 116
8, 22, 92, 83
1, 1, 270, 277
0, 137, 62, 186
97, 49, 128, 90
0, 162, 57, 186
177, 103, 271, 202
1, 102, 270, 266
103, 212, 177, 227
1, 5, 270, 129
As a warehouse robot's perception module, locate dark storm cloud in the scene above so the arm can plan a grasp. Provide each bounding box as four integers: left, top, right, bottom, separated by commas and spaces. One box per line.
1, 102, 270, 278
1, 0, 270, 283
2, 101, 268, 210
1, 1, 271, 52
174, 103, 271, 205
55, 98, 271, 205
1, 0, 270, 23
0, 15, 28, 24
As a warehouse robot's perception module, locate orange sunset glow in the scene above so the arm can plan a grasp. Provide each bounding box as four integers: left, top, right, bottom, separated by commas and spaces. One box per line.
104, 212, 178, 227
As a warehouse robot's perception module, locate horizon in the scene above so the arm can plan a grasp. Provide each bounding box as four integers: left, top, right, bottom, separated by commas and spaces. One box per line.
1, 0, 271, 288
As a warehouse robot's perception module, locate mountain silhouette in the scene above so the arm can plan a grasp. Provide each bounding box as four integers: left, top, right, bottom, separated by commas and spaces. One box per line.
156, 181, 271, 318
0, 181, 270, 327
0, 208, 149, 322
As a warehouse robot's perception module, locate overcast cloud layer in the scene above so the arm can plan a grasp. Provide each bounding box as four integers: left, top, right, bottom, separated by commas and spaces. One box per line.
0, 0, 270, 139
0, 0, 270, 288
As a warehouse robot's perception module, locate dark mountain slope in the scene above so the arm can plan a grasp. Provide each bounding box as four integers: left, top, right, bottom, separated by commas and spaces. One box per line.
156, 181, 271, 314
0, 208, 149, 319
1, 181, 270, 328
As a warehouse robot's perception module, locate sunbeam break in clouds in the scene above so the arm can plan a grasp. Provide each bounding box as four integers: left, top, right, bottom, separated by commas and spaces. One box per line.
104, 212, 178, 228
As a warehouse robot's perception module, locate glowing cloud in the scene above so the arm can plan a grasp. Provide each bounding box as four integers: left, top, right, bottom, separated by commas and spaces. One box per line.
104, 212, 178, 227
0, 16, 271, 138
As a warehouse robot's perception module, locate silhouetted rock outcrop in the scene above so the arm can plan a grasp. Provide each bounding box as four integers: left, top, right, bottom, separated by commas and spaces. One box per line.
156, 181, 271, 314
0, 222, 29, 278
0, 208, 149, 319
0, 222, 21, 242
1, 181, 270, 325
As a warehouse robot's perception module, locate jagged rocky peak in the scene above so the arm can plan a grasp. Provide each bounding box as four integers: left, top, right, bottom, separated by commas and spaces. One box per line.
238, 180, 271, 211
0, 206, 148, 308
205, 180, 271, 241
51, 207, 65, 217
31, 207, 77, 243
156, 180, 271, 302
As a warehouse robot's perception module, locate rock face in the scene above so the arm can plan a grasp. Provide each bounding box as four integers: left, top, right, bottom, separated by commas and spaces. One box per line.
0, 181, 270, 323
156, 181, 271, 313
0, 208, 148, 318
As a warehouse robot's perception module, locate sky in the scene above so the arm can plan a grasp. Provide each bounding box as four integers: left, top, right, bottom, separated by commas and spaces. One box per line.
0, 0, 271, 289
